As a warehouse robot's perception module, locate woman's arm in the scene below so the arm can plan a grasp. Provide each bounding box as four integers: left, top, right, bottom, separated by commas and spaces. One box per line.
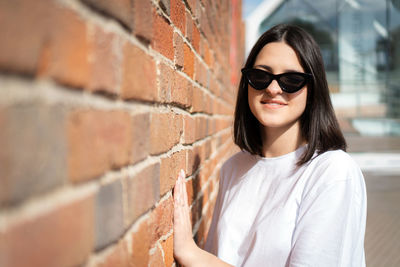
173, 169, 234, 267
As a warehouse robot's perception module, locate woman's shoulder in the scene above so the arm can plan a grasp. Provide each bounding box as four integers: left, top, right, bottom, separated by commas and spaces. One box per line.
312, 149, 359, 173
221, 149, 256, 170
219, 150, 258, 186
301, 149, 366, 207
305, 149, 364, 185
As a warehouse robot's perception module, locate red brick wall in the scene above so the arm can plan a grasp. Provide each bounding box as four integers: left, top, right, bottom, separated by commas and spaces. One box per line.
0, 0, 244, 266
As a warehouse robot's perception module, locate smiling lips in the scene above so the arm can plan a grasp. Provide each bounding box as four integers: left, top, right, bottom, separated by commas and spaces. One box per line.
260, 99, 287, 109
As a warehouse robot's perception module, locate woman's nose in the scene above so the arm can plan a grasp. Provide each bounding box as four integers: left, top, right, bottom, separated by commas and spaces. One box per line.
265, 79, 282, 96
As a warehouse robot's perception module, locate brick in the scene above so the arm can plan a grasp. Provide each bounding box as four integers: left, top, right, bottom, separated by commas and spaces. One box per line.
191, 86, 204, 113
2, 194, 94, 267
185, 0, 196, 14
149, 245, 164, 267
131, 113, 150, 164
193, 143, 205, 167
159, 0, 171, 15
171, 72, 191, 108
153, 13, 174, 60
160, 150, 186, 195
205, 139, 212, 160
173, 32, 184, 69
186, 148, 200, 176
194, 57, 207, 86
185, 11, 193, 42
88, 26, 121, 95
94, 180, 124, 250
192, 23, 200, 52
158, 62, 173, 103
149, 196, 174, 244
97, 240, 130, 267
150, 113, 183, 155
67, 110, 133, 183
171, 0, 185, 34
131, 220, 151, 267
183, 43, 194, 78
183, 115, 196, 145
161, 235, 174, 267
190, 194, 203, 229
195, 219, 207, 248
133, 0, 153, 42
204, 41, 213, 68
127, 163, 160, 224
0, 103, 67, 206
0, 0, 51, 75
121, 43, 158, 101
205, 94, 213, 114
49, 7, 90, 89
82, 0, 133, 29
185, 178, 195, 206
210, 77, 219, 97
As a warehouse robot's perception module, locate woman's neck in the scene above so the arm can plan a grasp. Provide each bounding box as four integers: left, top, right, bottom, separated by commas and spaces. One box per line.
261, 122, 306, 158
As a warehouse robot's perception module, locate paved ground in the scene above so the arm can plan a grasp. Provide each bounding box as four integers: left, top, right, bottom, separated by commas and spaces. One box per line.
363, 172, 400, 267
346, 135, 400, 267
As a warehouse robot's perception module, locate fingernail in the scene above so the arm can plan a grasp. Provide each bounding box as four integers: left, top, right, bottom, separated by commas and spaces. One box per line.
180, 169, 185, 178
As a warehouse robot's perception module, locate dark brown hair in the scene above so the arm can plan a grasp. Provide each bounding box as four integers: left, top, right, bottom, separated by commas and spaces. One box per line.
234, 24, 346, 165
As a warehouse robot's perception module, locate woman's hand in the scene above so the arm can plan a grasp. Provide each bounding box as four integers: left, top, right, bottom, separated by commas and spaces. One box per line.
173, 169, 198, 265
173, 170, 234, 267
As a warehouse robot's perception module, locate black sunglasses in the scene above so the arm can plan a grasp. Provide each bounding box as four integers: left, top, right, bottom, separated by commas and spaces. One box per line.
241, 68, 312, 93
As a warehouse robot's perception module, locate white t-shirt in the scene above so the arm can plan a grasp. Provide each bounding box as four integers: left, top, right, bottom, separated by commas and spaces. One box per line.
204, 146, 367, 267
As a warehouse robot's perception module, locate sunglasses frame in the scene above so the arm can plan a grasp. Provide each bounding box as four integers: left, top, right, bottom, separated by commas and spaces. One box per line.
241, 68, 312, 93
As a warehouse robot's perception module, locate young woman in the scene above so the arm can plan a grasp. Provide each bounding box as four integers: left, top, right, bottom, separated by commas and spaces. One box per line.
173, 24, 367, 267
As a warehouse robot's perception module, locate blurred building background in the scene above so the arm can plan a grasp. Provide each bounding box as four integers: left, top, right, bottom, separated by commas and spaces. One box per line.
244, 0, 400, 266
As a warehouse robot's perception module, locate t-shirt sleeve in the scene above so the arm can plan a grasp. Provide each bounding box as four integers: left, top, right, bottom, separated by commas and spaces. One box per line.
287, 163, 367, 267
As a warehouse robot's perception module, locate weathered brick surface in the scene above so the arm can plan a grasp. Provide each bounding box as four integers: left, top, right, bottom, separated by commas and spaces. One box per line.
183, 114, 196, 145
160, 149, 186, 196
0, 0, 244, 265
153, 13, 174, 60
88, 26, 122, 94
0, 103, 67, 206
133, 0, 154, 42
82, 0, 133, 29
97, 240, 130, 267
149, 245, 164, 267
121, 42, 158, 101
150, 112, 183, 155
171, 0, 186, 34
131, 113, 151, 164
131, 220, 151, 267
2, 194, 94, 267
174, 32, 185, 68
158, 62, 174, 103
161, 235, 175, 267
0, 0, 51, 75
94, 179, 125, 250
67, 110, 133, 182
150, 196, 174, 244
126, 163, 160, 224
192, 23, 201, 52
49, 7, 90, 89
171, 72, 192, 108
183, 42, 195, 78
159, 0, 171, 15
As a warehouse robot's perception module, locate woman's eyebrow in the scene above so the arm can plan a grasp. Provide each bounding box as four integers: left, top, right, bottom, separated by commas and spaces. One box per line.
254, 64, 272, 71
254, 64, 303, 73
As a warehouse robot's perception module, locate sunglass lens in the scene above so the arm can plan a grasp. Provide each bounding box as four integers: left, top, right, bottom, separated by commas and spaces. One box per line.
280, 74, 306, 93
247, 69, 271, 90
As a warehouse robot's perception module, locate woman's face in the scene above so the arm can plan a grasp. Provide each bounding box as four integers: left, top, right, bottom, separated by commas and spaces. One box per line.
248, 41, 308, 132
